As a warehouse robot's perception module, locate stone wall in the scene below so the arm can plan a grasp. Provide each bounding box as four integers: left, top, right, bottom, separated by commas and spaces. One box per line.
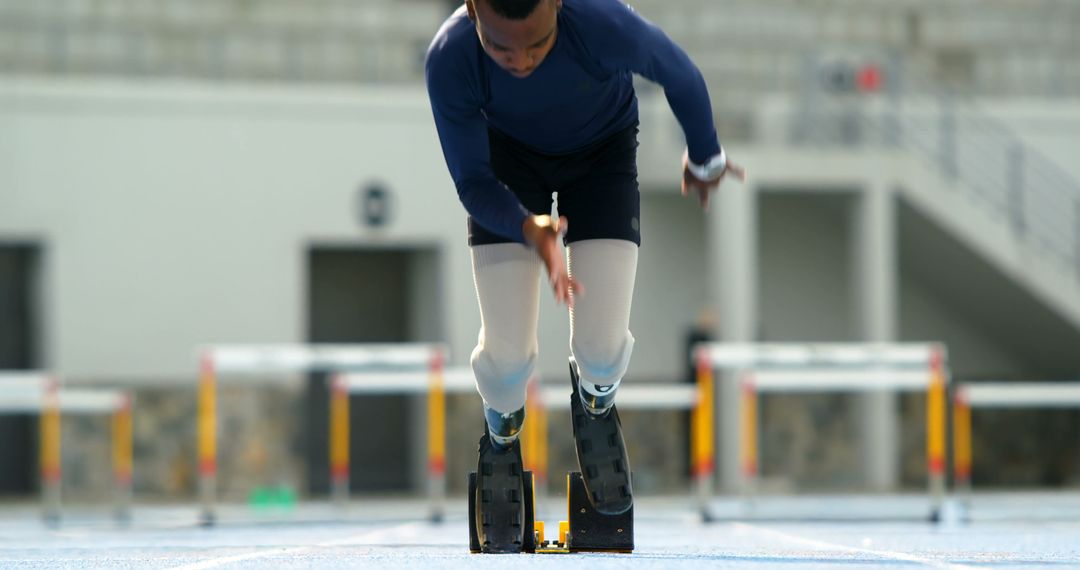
759, 394, 861, 491
59, 385, 304, 503
756, 392, 1080, 491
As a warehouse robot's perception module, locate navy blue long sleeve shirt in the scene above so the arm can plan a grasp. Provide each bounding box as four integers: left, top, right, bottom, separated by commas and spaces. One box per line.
425, 0, 722, 243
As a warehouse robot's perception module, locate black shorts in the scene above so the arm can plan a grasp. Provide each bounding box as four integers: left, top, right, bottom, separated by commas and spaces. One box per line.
468, 124, 641, 247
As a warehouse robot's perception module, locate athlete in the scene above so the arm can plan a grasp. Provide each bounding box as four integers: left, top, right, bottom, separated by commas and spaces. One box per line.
425, 0, 745, 553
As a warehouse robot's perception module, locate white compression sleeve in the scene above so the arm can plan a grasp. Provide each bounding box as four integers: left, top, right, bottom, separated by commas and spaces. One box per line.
568, 239, 638, 396
469, 243, 542, 414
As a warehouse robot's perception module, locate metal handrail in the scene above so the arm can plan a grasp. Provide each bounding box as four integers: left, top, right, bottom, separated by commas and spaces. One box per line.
794, 53, 1080, 275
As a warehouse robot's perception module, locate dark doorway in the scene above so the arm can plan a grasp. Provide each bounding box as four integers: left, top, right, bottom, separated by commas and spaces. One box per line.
304, 246, 441, 495
0, 244, 42, 496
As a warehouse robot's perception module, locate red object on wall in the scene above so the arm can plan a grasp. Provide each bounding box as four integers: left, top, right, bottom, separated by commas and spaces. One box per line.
857, 64, 884, 93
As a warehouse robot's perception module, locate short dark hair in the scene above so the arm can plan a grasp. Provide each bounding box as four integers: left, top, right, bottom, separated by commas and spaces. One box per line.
484, 0, 543, 20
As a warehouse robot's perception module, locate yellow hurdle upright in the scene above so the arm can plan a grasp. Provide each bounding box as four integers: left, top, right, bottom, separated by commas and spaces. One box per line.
926, 348, 948, 514
952, 385, 973, 505
534, 380, 548, 490
197, 353, 217, 526
112, 393, 134, 522
426, 349, 447, 522
40, 376, 62, 525
330, 373, 350, 507
691, 349, 715, 517
523, 377, 548, 495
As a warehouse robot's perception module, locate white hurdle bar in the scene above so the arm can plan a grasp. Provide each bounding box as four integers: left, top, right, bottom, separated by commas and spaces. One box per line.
210, 344, 439, 374
961, 383, 1080, 408
0, 372, 134, 525
343, 367, 475, 395
1, 388, 127, 414
342, 367, 709, 517
537, 383, 698, 410
342, 367, 699, 409
698, 342, 950, 521
700, 343, 938, 369
953, 381, 1080, 513
196, 343, 447, 526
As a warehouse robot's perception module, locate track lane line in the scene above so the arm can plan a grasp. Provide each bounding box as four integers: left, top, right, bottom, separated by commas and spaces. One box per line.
167, 521, 427, 570
734, 522, 983, 570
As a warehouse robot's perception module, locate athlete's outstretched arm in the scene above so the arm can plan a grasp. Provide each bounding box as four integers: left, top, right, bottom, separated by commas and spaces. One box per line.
584, 0, 746, 207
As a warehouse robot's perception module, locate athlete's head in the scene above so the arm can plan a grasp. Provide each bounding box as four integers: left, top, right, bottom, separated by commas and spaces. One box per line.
466, 0, 562, 79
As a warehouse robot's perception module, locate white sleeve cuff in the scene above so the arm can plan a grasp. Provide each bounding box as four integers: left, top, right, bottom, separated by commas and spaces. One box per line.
685, 147, 727, 181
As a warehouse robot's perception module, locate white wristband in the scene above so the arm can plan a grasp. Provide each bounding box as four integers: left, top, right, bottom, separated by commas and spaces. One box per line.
686, 147, 727, 181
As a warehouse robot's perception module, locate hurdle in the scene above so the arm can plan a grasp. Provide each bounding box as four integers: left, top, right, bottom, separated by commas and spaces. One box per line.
0, 371, 133, 525
330, 355, 465, 522
697, 342, 950, 521
196, 343, 446, 526
953, 381, 1080, 519
340, 365, 711, 519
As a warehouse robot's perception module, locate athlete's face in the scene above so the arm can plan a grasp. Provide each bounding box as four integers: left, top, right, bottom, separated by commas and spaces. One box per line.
466, 0, 561, 79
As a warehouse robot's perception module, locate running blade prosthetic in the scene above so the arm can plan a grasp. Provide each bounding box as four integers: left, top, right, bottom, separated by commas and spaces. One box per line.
569, 360, 634, 515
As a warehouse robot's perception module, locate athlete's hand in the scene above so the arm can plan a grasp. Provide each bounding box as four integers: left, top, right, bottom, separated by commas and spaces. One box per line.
682, 155, 747, 211
522, 214, 583, 308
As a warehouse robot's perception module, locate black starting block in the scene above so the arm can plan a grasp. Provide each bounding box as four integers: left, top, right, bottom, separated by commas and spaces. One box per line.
564, 471, 634, 552
468, 470, 633, 554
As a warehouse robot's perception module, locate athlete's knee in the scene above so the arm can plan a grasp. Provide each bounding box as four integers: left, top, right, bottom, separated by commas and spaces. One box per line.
470, 343, 536, 414
571, 331, 635, 388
